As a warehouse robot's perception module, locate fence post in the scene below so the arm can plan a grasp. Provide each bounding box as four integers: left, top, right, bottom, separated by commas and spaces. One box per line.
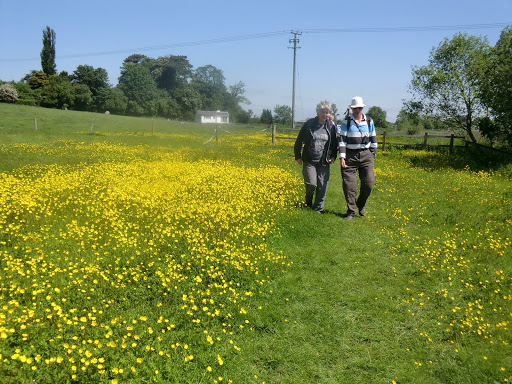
152, 117, 155, 135
34, 117, 38, 131
382, 131, 386, 151
272, 124, 276, 145
90, 119, 94, 133
215, 126, 218, 143
423, 132, 428, 149
449, 134, 454, 154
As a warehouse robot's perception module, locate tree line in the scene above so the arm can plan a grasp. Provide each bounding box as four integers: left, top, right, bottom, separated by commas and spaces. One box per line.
0, 27, 253, 122
1, 25, 511, 148
0, 26, 397, 129
398, 26, 512, 147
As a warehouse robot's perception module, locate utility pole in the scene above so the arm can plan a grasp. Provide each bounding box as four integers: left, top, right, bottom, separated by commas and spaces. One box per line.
289, 31, 301, 130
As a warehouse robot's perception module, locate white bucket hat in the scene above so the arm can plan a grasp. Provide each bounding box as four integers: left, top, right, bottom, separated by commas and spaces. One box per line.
350, 96, 366, 108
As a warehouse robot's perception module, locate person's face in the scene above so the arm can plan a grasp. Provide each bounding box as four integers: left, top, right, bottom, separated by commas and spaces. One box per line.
318, 108, 331, 122
351, 107, 363, 117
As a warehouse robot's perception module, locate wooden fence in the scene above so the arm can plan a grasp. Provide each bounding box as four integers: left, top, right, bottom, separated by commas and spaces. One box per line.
380, 132, 465, 153
271, 125, 298, 144
271, 125, 467, 154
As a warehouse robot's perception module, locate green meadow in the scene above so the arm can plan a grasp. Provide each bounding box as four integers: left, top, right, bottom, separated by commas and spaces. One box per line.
0, 104, 511, 383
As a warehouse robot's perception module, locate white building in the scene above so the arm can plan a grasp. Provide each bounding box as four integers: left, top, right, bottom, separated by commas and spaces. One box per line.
195, 110, 229, 124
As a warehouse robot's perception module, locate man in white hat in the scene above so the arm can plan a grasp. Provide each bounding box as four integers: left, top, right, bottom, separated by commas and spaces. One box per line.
337, 96, 377, 220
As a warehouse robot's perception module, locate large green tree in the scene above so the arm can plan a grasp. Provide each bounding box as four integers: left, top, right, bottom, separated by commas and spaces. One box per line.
71, 83, 93, 111
191, 65, 227, 110
226, 82, 250, 111
479, 26, 512, 146
260, 109, 273, 124
24, 70, 49, 90
40, 75, 74, 109
155, 89, 180, 119
119, 54, 198, 118
71, 65, 110, 111
273, 105, 292, 125
150, 55, 193, 92
172, 86, 202, 120
408, 32, 490, 143
41, 26, 57, 75
367, 106, 388, 129
72, 65, 109, 96
118, 63, 158, 116
223, 81, 250, 121
95, 87, 128, 115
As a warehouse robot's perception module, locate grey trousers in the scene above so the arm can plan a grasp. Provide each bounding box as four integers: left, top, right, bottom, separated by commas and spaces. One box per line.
302, 161, 330, 212
341, 149, 375, 215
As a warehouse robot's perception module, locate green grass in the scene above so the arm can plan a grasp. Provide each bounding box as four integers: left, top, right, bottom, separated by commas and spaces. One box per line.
0, 104, 511, 383
266, 156, 511, 383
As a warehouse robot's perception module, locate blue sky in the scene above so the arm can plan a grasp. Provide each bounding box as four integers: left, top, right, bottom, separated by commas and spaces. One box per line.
1, 0, 510, 122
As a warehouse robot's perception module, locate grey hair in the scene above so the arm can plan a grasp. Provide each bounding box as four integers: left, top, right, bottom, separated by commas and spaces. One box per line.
316, 100, 332, 115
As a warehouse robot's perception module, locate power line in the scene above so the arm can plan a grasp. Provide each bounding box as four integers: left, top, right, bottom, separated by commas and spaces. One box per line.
0, 30, 290, 62
1, 22, 509, 63
303, 22, 511, 34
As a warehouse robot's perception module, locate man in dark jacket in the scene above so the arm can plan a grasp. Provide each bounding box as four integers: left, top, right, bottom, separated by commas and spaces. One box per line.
294, 100, 338, 213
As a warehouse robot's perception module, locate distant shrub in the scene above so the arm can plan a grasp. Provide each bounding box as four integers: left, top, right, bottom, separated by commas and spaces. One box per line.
406, 123, 424, 135
423, 119, 434, 130
398, 118, 424, 135
0, 83, 19, 103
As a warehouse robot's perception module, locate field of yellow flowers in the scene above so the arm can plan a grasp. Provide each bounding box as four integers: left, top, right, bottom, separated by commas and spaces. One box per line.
0, 129, 301, 383
0, 104, 511, 383
369, 150, 512, 383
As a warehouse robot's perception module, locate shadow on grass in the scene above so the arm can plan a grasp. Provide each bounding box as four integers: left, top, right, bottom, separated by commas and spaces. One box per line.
294, 203, 349, 219
322, 209, 345, 218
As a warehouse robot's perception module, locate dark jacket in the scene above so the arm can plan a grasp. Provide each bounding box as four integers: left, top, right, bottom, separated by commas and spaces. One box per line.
294, 116, 338, 164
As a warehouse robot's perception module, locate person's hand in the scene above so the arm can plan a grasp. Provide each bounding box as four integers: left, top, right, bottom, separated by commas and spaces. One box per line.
340, 158, 348, 169
328, 158, 335, 164
296, 159, 303, 165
